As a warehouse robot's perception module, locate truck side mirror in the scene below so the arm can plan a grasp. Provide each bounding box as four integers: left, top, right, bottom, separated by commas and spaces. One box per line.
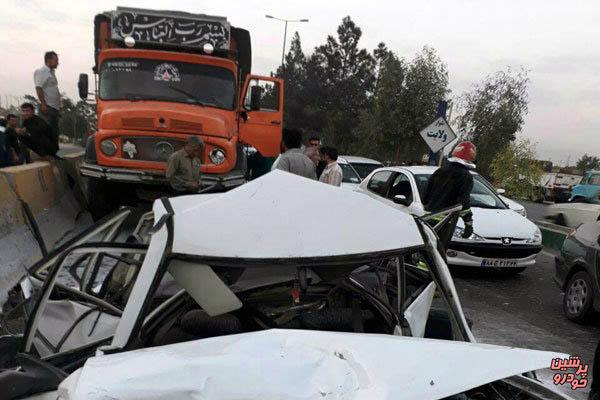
78, 73, 89, 100
249, 86, 262, 111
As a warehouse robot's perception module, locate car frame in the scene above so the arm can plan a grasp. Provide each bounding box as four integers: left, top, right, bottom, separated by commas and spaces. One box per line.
356, 166, 543, 272
0, 171, 569, 399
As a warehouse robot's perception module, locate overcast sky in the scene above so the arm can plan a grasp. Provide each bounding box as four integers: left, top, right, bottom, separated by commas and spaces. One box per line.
2, 0, 599, 164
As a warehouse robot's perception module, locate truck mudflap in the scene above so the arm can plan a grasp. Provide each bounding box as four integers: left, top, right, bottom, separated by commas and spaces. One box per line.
80, 162, 245, 189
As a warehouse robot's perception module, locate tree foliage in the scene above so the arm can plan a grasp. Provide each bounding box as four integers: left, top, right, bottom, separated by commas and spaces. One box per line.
352, 46, 449, 162
490, 138, 543, 200
575, 154, 600, 173
455, 68, 529, 178
59, 96, 96, 143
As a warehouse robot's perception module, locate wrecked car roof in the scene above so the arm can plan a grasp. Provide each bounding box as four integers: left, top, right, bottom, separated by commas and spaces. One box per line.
60, 329, 566, 400
154, 171, 425, 260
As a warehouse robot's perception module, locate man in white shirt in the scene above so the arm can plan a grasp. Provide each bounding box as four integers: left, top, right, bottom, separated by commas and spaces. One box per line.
319, 146, 343, 187
33, 51, 60, 151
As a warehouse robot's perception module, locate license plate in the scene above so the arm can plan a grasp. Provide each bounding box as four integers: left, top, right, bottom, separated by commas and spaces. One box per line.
481, 259, 518, 268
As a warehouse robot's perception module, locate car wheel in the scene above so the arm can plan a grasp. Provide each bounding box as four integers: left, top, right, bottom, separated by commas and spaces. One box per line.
563, 270, 594, 323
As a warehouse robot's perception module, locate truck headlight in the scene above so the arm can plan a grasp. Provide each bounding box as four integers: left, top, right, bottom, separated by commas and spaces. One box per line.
453, 227, 484, 241
209, 148, 226, 165
526, 228, 542, 244
100, 139, 117, 156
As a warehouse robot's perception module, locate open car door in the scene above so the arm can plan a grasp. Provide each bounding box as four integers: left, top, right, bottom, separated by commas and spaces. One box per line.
239, 75, 284, 158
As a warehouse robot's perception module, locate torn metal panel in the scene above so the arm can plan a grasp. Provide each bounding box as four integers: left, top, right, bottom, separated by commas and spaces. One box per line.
61, 329, 567, 400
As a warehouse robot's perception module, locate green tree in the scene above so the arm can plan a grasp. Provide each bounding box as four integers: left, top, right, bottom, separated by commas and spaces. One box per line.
490, 138, 543, 200
456, 67, 529, 178
59, 96, 96, 143
307, 16, 376, 150
276, 32, 308, 130
352, 46, 449, 163
575, 154, 600, 173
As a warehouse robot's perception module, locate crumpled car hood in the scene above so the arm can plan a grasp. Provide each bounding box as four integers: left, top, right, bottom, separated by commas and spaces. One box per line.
59, 329, 566, 400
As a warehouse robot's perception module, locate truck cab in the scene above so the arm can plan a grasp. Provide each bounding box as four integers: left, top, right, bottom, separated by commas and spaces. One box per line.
570, 170, 600, 203
78, 7, 283, 218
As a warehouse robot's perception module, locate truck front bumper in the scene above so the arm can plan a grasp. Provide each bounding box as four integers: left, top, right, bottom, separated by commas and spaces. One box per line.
80, 162, 246, 189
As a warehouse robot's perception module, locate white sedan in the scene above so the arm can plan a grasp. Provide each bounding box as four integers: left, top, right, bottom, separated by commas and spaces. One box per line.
357, 166, 543, 272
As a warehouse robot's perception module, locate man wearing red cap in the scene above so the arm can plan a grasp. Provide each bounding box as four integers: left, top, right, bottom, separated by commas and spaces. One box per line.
423, 141, 477, 239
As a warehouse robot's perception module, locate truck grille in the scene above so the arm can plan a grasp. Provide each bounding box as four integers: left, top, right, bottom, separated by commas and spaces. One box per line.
121, 137, 185, 162
448, 242, 542, 259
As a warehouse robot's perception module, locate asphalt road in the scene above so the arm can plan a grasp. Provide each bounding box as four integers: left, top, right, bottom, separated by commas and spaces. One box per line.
453, 251, 599, 399
522, 199, 551, 222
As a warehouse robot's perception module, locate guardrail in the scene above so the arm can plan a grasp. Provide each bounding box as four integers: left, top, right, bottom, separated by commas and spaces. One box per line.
534, 219, 571, 252
0, 154, 88, 308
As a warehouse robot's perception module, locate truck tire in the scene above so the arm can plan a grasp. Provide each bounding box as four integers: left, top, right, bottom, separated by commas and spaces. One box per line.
87, 179, 112, 221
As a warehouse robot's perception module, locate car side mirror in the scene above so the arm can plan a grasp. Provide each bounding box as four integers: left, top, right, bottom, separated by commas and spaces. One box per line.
78, 73, 89, 100
393, 195, 411, 206
497, 188, 506, 195
249, 86, 262, 111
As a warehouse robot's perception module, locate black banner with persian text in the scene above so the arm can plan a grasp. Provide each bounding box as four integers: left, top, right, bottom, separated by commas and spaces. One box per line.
111, 8, 231, 50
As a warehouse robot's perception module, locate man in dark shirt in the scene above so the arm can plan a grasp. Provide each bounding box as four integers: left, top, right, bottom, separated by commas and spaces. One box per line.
5, 114, 29, 164
15, 103, 58, 159
423, 141, 477, 240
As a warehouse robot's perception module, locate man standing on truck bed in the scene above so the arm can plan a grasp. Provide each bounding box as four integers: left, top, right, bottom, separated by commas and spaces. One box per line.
34, 51, 60, 150
166, 136, 204, 193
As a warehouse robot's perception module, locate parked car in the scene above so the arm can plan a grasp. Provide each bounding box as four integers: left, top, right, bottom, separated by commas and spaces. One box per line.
336, 156, 362, 189
0, 171, 568, 399
339, 155, 383, 180
555, 221, 600, 323
547, 201, 600, 227
357, 166, 543, 272
570, 170, 600, 203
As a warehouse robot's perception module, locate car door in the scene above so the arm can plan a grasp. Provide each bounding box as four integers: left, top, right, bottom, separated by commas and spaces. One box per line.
385, 172, 426, 216
364, 170, 394, 202
238, 75, 284, 158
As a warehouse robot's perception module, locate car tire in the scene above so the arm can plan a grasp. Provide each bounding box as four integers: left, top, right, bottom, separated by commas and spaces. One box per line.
563, 270, 594, 323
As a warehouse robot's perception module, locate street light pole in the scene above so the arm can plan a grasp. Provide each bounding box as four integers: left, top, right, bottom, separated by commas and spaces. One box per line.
281, 20, 288, 68
265, 15, 309, 70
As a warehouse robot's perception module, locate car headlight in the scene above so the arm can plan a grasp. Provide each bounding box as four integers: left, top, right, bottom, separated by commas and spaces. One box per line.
100, 139, 117, 156
526, 228, 542, 244
453, 226, 485, 241
209, 148, 226, 165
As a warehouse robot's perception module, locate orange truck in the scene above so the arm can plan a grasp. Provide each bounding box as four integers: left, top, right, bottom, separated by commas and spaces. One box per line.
78, 7, 283, 217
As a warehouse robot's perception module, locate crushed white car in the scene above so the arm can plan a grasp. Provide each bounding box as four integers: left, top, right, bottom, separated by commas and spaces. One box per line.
1, 171, 569, 400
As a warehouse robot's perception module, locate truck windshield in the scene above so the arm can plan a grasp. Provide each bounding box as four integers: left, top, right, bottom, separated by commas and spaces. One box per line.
99, 58, 236, 110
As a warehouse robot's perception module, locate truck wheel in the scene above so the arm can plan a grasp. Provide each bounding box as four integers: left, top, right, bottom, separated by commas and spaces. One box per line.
563, 270, 594, 323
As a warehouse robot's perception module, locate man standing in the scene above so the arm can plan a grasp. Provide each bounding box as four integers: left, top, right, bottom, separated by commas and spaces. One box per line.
272, 128, 316, 180
15, 103, 58, 159
423, 141, 477, 239
319, 146, 343, 187
34, 51, 60, 150
0, 118, 10, 167
166, 136, 204, 193
5, 114, 29, 164
304, 135, 327, 179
